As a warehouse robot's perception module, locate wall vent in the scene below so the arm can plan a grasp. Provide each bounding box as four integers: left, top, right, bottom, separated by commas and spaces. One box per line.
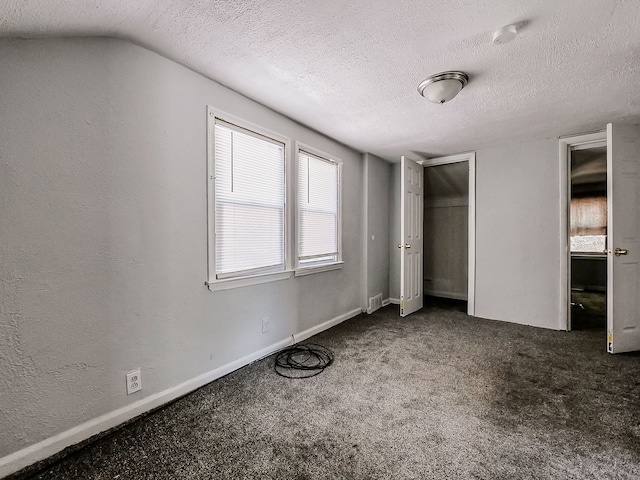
368, 294, 383, 314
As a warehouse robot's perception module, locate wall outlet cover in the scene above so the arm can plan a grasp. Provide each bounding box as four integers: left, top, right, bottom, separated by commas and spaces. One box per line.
126, 369, 142, 395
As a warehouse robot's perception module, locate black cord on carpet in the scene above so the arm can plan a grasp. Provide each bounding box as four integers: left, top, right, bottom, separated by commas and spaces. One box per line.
274, 344, 334, 378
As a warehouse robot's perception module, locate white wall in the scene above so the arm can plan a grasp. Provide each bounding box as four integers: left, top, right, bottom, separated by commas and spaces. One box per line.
474, 138, 560, 329
389, 138, 563, 329
365, 154, 390, 304
0, 38, 365, 470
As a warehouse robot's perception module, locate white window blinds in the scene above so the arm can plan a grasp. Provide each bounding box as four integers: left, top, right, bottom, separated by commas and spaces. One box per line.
214, 121, 285, 278
297, 150, 340, 266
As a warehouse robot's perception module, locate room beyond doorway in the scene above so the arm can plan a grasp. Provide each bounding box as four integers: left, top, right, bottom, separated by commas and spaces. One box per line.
423, 161, 469, 302
569, 145, 607, 332
416, 152, 476, 317
424, 294, 467, 313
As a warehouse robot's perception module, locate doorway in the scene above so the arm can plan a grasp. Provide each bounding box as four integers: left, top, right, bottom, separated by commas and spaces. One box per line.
569, 145, 607, 331
423, 161, 469, 310
560, 125, 640, 353
560, 131, 607, 332
417, 152, 476, 316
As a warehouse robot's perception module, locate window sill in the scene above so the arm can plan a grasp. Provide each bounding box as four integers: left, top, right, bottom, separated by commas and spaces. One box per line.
206, 271, 292, 291
294, 262, 343, 277
571, 253, 607, 259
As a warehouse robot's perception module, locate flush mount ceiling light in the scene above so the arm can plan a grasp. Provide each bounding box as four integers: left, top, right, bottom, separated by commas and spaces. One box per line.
417, 71, 469, 104
492, 24, 518, 45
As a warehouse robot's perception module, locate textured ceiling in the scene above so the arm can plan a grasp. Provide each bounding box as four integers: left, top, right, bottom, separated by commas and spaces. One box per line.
2, 0, 640, 162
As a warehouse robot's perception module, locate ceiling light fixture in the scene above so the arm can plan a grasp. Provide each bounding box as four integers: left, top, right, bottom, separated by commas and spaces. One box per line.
492, 24, 517, 45
417, 71, 469, 104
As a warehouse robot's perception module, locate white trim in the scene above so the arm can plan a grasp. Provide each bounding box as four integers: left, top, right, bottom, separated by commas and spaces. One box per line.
0, 307, 362, 478
206, 106, 292, 285
558, 131, 606, 146
558, 130, 607, 331
419, 151, 476, 316
361, 154, 370, 312
0, 337, 290, 478
294, 262, 343, 277
382, 298, 391, 307
418, 152, 474, 167
468, 153, 476, 316
206, 106, 215, 285
292, 307, 362, 343
388, 297, 401, 305
207, 271, 292, 291
293, 141, 343, 274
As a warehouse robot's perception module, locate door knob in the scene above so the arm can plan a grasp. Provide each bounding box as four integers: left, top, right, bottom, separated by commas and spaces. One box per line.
614, 248, 629, 256
397, 244, 412, 249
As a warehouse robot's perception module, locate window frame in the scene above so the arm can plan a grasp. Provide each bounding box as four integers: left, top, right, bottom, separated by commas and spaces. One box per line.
294, 142, 343, 276
206, 107, 293, 290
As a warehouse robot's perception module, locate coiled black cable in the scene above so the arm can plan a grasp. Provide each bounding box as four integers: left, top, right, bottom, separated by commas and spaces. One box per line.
274, 343, 334, 378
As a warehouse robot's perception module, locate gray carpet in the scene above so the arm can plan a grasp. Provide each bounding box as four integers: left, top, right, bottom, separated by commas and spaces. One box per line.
571, 290, 606, 331
10, 302, 640, 479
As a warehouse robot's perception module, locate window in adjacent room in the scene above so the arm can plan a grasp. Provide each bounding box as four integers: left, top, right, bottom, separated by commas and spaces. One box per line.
570, 196, 607, 252
211, 114, 287, 280
570, 147, 607, 254
296, 147, 342, 270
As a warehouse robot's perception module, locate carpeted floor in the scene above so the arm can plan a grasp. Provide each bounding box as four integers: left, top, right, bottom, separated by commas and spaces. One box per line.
571, 290, 606, 331
10, 301, 640, 479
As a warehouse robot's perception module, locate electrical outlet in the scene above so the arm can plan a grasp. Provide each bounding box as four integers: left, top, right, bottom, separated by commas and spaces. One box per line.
262, 317, 270, 333
126, 369, 142, 395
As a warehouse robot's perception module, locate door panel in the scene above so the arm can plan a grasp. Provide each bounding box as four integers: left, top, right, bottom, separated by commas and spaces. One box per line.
400, 156, 424, 317
607, 123, 640, 353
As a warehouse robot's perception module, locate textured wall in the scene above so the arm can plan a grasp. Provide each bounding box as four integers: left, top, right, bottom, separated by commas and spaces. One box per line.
474, 138, 561, 329
389, 139, 563, 329
365, 154, 390, 302
0, 38, 364, 459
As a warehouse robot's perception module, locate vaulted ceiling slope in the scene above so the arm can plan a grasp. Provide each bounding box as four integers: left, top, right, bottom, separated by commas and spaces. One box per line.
2, 0, 640, 161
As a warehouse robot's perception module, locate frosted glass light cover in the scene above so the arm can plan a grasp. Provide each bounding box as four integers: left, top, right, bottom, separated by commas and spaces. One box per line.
417, 71, 468, 104
422, 79, 464, 104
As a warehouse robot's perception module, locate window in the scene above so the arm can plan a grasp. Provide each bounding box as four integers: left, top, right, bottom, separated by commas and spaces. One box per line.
296, 148, 342, 270
570, 195, 607, 253
570, 146, 607, 254
210, 113, 287, 281
206, 109, 343, 289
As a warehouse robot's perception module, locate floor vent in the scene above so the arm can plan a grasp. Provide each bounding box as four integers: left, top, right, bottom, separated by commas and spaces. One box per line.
368, 294, 383, 314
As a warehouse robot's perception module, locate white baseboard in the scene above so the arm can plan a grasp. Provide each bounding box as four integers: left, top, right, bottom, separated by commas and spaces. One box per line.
0, 307, 362, 478
293, 308, 361, 343
382, 298, 391, 307
388, 298, 400, 305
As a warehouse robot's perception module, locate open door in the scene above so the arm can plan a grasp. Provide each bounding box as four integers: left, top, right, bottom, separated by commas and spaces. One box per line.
400, 156, 424, 316
607, 123, 640, 353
